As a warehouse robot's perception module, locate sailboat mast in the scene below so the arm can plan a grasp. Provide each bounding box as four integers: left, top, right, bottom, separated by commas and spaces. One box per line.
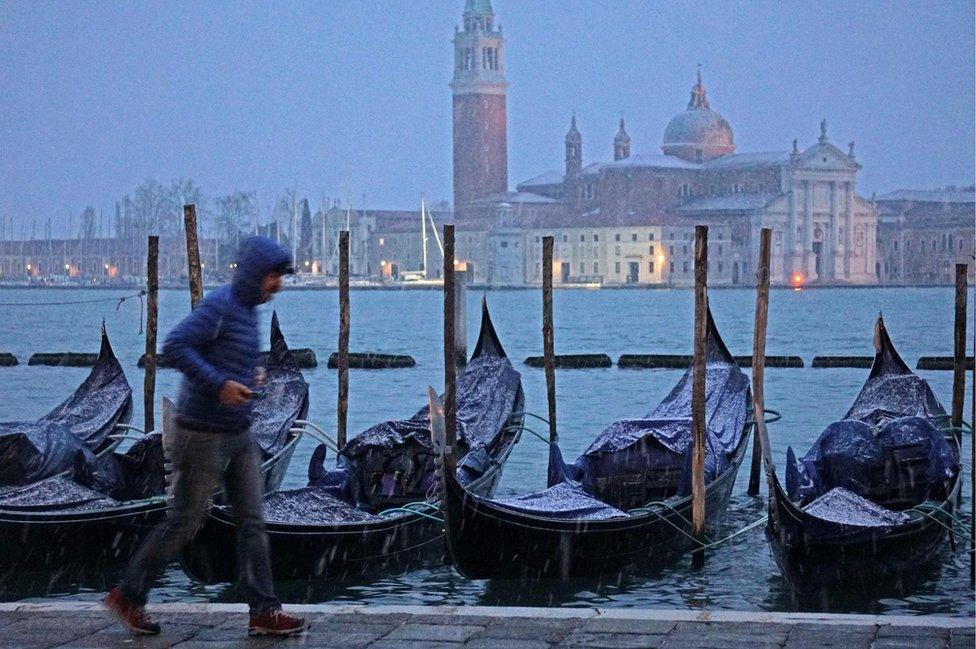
421, 196, 428, 278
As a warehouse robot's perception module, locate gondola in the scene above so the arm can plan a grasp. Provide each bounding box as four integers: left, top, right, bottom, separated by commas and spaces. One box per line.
0, 313, 308, 570
180, 299, 523, 583
434, 311, 753, 579
0, 325, 133, 492
765, 316, 962, 591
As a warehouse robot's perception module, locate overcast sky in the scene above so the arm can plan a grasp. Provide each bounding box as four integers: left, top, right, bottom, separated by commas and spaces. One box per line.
1, 0, 973, 235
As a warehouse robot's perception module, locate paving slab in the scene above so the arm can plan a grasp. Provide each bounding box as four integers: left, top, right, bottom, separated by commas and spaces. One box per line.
0, 602, 966, 649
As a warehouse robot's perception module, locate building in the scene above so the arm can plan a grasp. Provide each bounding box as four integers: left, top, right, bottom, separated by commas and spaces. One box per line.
875, 187, 975, 284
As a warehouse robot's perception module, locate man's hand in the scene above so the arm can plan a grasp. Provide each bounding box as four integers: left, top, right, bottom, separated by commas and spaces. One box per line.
218, 380, 253, 406
254, 366, 266, 389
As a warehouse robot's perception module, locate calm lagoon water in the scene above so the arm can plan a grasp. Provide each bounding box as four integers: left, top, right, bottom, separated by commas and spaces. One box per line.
0, 286, 972, 616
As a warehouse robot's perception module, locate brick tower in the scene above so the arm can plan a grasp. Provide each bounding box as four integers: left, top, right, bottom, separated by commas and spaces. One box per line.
451, 0, 508, 215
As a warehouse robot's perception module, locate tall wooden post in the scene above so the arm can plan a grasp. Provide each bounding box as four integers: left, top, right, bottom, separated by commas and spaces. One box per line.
144, 235, 159, 433
183, 204, 203, 309
442, 225, 457, 475
691, 224, 708, 568
748, 229, 772, 496
951, 264, 967, 432
970, 265, 974, 584
454, 269, 467, 366
337, 230, 350, 448
542, 236, 557, 444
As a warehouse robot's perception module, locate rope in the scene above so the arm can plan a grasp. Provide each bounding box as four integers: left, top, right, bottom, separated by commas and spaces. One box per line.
503, 424, 553, 446
0, 290, 145, 307
511, 411, 551, 427
909, 506, 974, 543
377, 503, 444, 523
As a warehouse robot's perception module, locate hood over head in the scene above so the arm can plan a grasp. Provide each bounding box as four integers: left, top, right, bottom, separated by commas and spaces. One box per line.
231, 236, 293, 306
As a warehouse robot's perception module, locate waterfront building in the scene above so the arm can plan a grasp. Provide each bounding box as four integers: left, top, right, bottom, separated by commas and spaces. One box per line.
875, 187, 975, 285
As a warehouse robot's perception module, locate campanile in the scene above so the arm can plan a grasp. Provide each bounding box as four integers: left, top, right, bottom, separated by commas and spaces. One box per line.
451, 0, 508, 215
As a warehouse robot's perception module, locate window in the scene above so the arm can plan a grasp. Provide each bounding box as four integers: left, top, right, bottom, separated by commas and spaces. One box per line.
534, 235, 540, 242
499, 241, 508, 248
669, 261, 674, 272
614, 246, 620, 256
669, 245, 674, 256
594, 234, 599, 242
649, 261, 655, 273
583, 183, 596, 200
615, 233, 620, 242
563, 234, 568, 243
579, 263, 585, 274
718, 262, 723, 273
683, 261, 689, 273
683, 245, 688, 256
649, 245, 655, 255
580, 234, 586, 242
695, 149, 703, 163
615, 262, 620, 273
631, 233, 637, 242
718, 244, 722, 256
593, 262, 598, 274
679, 183, 691, 198
649, 233, 655, 241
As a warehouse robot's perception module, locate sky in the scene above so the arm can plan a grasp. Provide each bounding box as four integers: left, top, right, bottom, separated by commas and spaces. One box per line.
1, 0, 973, 236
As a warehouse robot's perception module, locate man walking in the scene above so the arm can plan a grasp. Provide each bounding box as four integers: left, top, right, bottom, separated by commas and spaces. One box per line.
105, 236, 308, 637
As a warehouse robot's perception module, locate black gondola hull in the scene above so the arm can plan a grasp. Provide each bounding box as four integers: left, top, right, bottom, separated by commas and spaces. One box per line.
442, 423, 751, 580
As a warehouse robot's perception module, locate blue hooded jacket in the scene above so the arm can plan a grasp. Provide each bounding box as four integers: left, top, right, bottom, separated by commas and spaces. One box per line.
163, 236, 292, 433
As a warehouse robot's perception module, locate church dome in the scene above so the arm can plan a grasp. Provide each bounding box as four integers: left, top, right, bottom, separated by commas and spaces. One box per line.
662, 70, 734, 163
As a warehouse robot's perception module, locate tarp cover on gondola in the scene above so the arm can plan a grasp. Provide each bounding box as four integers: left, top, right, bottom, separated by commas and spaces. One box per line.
250, 312, 309, 458
784, 316, 958, 526
0, 327, 132, 487
492, 480, 629, 521
302, 301, 520, 515
545, 310, 750, 509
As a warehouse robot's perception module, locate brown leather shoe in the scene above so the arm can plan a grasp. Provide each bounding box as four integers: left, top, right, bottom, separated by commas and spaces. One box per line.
103, 587, 161, 636
248, 609, 309, 636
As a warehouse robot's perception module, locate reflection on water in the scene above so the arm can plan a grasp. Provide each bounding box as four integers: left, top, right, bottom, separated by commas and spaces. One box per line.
0, 287, 972, 615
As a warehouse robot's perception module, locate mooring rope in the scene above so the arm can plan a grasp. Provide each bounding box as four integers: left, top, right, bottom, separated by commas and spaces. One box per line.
0, 290, 145, 308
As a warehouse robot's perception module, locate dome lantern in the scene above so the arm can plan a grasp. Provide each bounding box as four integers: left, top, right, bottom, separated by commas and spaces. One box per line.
662, 68, 735, 163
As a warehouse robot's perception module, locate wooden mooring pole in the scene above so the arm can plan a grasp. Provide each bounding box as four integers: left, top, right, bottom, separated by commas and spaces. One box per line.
691, 224, 708, 569
454, 269, 467, 367
747, 229, 772, 497
337, 230, 350, 449
183, 204, 203, 309
442, 224, 457, 476
951, 264, 967, 432
144, 235, 159, 433
542, 236, 557, 444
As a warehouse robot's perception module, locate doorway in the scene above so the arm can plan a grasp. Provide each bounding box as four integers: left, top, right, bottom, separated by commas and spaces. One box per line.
561, 262, 570, 283
812, 242, 822, 277
627, 261, 639, 284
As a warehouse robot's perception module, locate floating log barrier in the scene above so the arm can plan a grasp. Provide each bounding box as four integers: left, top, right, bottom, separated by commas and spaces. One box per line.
29, 352, 98, 367
618, 354, 802, 368
917, 356, 975, 370
327, 352, 413, 369
139, 349, 319, 369
524, 354, 612, 369
811, 356, 874, 368
0, 353, 18, 367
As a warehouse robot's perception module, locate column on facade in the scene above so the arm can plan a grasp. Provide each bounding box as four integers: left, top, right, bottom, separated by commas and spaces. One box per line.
828, 181, 839, 281
803, 180, 814, 277
786, 178, 797, 276
844, 182, 853, 278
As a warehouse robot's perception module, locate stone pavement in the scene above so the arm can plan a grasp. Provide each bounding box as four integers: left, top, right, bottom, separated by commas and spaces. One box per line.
0, 602, 970, 649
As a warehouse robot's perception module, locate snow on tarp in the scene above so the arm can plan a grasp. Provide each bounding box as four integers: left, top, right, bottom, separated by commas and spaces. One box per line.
40, 327, 132, 451
784, 316, 959, 524
249, 312, 309, 457
547, 309, 750, 509
263, 487, 379, 524
0, 476, 118, 512
803, 487, 910, 528
89, 433, 166, 501
492, 481, 629, 521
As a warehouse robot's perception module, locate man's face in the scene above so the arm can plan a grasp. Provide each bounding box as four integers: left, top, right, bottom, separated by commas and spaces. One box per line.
260, 272, 283, 303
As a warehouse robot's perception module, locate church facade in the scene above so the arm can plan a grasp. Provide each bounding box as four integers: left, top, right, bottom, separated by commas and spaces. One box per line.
445, 1, 879, 287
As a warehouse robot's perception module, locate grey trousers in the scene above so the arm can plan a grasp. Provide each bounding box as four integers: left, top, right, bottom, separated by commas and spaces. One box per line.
120, 425, 280, 615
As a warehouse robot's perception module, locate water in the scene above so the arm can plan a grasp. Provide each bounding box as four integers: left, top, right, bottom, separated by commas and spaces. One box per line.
0, 286, 972, 616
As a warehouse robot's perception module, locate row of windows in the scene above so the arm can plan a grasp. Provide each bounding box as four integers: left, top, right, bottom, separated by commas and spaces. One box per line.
456, 46, 500, 72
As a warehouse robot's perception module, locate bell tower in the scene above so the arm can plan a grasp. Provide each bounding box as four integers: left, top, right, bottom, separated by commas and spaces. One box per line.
452, 0, 508, 215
